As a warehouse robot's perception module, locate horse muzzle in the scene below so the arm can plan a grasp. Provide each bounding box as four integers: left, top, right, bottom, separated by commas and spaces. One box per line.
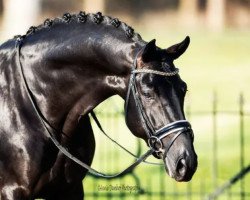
163, 128, 197, 182
165, 147, 198, 182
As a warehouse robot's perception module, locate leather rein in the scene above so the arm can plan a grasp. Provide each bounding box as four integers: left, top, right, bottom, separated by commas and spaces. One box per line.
15, 38, 193, 179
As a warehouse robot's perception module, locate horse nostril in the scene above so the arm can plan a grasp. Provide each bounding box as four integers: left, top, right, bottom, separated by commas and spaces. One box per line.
176, 158, 187, 178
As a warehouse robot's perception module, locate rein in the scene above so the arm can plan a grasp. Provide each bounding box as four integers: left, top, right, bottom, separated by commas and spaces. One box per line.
15, 38, 193, 178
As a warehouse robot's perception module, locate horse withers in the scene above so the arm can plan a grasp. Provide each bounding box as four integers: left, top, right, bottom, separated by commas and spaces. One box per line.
0, 12, 197, 199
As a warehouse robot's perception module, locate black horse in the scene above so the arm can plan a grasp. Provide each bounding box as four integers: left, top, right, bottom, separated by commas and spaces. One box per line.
0, 12, 197, 199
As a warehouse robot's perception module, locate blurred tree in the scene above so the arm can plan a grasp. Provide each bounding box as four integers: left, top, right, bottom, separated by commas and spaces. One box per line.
179, 0, 199, 27
106, 0, 178, 17
0, 0, 3, 15
206, 0, 226, 31
179, 0, 198, 12
1, 0, 41, 40
231, 0, 250, 4
42, 0, 81, 17
198, 0, 207, 11
83, 0, 105, 13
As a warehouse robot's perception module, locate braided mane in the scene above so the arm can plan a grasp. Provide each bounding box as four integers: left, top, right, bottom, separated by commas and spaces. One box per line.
14, 11, 143, 43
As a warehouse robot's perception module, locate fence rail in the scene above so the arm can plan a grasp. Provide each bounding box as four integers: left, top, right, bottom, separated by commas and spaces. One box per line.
84, 93, 250, 200
206, 164, 250, 200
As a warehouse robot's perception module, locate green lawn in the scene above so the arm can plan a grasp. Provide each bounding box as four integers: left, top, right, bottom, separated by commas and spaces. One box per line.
83, 30, 250, 199
84, 110, 250, 198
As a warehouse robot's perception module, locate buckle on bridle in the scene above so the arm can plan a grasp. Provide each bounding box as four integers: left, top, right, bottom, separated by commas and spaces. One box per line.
148, 136, 163, 153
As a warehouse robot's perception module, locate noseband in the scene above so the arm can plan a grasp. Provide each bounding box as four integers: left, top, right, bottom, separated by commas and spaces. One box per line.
125, 54, 193, 158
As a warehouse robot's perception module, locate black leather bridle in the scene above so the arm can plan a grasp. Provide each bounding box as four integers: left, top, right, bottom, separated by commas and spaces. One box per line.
125, 52, 193, 158
15, 37, 193, 178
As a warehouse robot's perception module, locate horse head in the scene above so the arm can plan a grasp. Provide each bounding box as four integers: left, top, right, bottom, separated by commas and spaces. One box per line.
125, 36, 197, 182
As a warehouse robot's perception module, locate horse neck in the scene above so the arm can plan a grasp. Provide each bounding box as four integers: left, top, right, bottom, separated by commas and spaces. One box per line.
20, 23, 144, 129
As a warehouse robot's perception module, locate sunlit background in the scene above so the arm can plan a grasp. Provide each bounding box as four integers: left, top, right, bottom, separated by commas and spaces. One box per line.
0, 0, 249, 199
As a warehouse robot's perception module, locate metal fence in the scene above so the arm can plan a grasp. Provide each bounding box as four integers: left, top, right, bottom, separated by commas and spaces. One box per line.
83, 93, 250, 200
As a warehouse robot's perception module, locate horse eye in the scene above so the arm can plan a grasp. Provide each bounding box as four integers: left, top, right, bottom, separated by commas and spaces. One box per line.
141, 89, 153, 99
143, 91, 151, 98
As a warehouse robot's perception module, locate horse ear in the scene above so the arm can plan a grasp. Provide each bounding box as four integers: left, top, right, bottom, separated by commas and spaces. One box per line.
141, 39, 157, 62
165, 36, 190, 60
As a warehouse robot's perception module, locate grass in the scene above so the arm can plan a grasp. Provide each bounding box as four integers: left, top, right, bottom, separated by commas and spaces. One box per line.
84, 111, 250, 199
83, 30, 250, 199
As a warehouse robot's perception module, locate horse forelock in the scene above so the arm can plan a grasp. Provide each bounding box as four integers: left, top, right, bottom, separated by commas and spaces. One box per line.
14, 11, 143, 44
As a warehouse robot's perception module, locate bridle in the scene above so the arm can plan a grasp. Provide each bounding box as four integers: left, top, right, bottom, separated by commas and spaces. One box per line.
125, 52, 193, 158
15, 37, 193, 178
